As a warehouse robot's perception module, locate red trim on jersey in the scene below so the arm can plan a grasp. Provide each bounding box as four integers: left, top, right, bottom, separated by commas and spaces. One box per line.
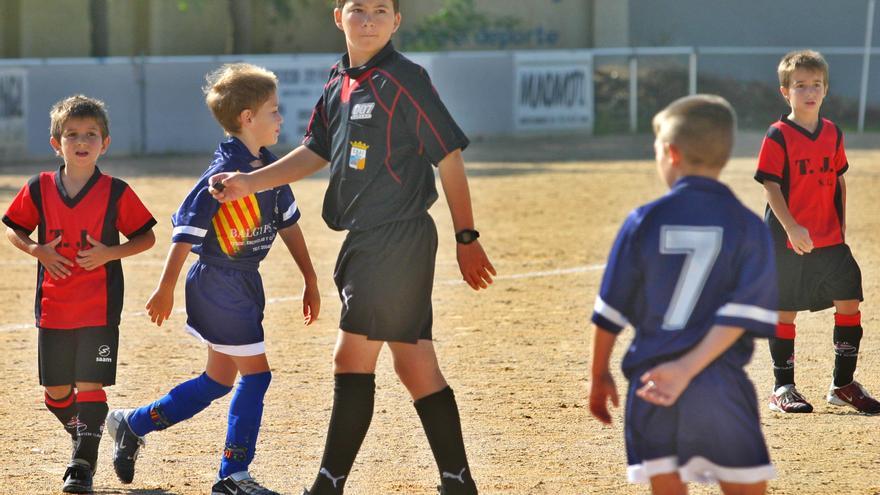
375, 68, 450, 156
776, 322, 796, 339
341, 70, 376, 104
76, 389, 107, 403
242, 196, 260, 224
365, 76, 402, 184
835, 312, 861, 327
45, 391, 75, 408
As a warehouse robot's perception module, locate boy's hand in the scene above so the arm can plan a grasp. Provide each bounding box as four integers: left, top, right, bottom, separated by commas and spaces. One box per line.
456, 241, 496, 290
208, 172, 250, 203
636, 361, 692, 407
145, 287, 174, 327
785, 224, 813, 255
589, 371, 619, 424
302, 283, 321, 326
76, 235, 112, 270
35, 236, 74, 280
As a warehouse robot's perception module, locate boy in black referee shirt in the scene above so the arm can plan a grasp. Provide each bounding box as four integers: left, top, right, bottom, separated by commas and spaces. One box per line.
210, 1, 494, 493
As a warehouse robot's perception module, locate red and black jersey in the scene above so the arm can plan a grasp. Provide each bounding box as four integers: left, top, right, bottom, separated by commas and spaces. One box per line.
303, 42, 469, 232
2, 167, 156, 330
754, 116, 848, 250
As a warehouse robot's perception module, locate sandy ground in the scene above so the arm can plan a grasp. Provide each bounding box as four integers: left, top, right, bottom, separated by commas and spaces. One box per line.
1, 136, 879, 494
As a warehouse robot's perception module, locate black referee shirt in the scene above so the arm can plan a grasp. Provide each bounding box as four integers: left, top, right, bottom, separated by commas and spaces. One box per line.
303, 42, 469, 232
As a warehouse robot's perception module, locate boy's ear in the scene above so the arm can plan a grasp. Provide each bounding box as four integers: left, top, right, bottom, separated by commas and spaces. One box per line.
667, 142, 683, 167
392, 12, 401, 33
334, 8, 344, 31
779, 85, 790, 101
238, 108, 254, 128
49, 136, 62, 156
100, 135, 111, 155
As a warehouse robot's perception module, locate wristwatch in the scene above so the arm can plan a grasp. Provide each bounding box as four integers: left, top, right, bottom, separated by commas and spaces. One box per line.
455, 229, 480, 245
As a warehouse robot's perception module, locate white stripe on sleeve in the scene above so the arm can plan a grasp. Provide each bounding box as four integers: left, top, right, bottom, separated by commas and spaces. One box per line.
594, 296, 630, 329
172, 225, 208, 238
282, 200, 299, 222
716, 303, 778, 325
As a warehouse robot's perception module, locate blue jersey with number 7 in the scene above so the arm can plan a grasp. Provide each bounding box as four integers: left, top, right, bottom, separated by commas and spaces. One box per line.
591, 176, 778, 379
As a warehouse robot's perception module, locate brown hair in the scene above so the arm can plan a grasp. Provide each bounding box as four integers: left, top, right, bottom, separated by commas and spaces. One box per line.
778, 50, 829, 89
335, 0, 399, 12
203, 63, 278, 134
652, 94, 736, 169
49, 95, 109, 141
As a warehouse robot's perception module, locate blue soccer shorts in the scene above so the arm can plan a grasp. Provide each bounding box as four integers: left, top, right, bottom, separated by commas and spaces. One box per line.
184, 260, 266, 356
625, 358, 775, 484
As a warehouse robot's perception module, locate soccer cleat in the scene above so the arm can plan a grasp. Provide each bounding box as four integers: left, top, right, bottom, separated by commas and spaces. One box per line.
211, 471, 281, 495
61, 459, 93, 493
768, 384, 814, 413
106, 409, 145, 483
827, 381, 880, 414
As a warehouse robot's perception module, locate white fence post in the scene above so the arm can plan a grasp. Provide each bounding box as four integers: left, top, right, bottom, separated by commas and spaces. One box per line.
629, 56, 638, 133
859, 0, 875, 133
689, 49, 698, 95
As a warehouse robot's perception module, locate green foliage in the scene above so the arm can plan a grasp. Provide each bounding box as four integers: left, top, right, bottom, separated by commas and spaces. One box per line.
401, 0, 520, 51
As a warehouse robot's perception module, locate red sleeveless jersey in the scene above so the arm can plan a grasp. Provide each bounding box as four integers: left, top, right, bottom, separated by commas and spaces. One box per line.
754, 116, 848, 250
3, 167, 156, 330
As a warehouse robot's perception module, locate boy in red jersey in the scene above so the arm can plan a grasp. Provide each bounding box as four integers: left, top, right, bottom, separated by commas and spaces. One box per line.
3, 95, 156, 492
755, 50, 880, 415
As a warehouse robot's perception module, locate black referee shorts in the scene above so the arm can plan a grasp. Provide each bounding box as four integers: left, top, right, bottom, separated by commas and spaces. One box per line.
38, 326, 119, 386
776, 243, 863, 312
334, 214, 437, 343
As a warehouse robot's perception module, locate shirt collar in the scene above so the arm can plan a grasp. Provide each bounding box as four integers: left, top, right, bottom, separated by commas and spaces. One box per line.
671, 175, 730, 195
216, 136, 274, 167
339, 42, 396, 77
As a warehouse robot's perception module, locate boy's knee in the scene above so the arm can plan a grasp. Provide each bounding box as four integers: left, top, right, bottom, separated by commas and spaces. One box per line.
44, 385, 73, 400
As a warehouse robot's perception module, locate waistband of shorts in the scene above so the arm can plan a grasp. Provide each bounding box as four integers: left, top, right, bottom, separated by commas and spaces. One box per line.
197, 255, 260, 272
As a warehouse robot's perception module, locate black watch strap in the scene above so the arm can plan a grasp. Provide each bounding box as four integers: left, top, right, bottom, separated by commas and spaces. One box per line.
455, 229, 480, 244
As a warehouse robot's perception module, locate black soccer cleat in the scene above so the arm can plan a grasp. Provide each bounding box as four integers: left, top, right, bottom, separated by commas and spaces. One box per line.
106, 409, 146, 484
211, 472, 281, 495
61, 459, 93, 494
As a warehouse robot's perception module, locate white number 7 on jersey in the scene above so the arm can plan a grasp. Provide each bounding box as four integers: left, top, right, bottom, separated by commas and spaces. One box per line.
660, 226, 723, 331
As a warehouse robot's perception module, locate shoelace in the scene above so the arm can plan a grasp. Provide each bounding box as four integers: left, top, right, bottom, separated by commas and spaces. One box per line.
239, 479, 276, 495
781, 389, 807, 405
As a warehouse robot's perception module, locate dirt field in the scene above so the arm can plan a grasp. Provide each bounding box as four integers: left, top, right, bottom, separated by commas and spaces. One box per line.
1, 135, 879, 494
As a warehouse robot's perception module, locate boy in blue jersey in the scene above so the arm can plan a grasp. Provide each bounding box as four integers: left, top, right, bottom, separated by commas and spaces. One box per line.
589, 95, 778, 495
105, 64, 320, 495
209, 1, 494, 494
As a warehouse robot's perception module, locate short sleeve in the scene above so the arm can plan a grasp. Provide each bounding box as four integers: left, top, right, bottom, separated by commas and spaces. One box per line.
2, 176, 41, 234
591, 211, 642, 334
754, 126, 786, 184
275, 185, 301, 230
400, 67, 470, 166
713, 218, 778, 338
171, 169, 221, 244
834, 125, 849, 176
116, 185, 156, 238
302, 94, 331, 161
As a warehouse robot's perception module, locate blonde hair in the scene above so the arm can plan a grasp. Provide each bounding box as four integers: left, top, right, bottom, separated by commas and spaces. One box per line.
204, 63, 278, 134
49, 95, 109, 141
652, 94, 736, 169
778, 50, 829, 89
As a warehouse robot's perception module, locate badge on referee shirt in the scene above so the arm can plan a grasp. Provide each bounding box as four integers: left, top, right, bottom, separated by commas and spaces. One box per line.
349, 141, 369, 170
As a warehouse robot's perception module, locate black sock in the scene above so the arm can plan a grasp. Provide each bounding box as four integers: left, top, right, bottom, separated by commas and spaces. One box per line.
73, 390, 108, 470
45, 389, 78, 439
414, 387, 477, 495
833, 313, 863, 387
310, 373, 375, 495
770, 322, 796, 390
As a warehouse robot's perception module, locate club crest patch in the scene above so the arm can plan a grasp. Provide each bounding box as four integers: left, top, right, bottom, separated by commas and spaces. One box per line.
349, 141, 369, 170
351, 102, 375, 120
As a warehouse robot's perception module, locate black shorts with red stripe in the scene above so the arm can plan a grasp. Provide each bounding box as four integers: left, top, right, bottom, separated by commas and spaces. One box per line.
38, 326, 119, 386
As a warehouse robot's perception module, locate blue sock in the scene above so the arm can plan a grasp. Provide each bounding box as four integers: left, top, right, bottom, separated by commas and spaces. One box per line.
219, 371, 272, 478
127, 373, 232, 437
